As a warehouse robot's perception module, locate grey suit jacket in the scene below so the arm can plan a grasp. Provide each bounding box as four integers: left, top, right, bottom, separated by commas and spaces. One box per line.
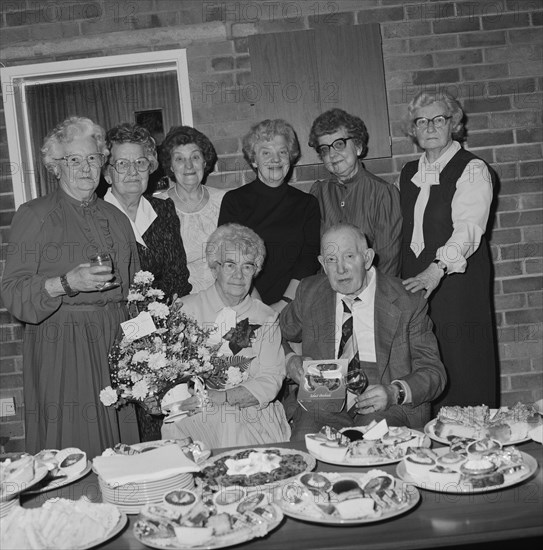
279, 270, 447, 429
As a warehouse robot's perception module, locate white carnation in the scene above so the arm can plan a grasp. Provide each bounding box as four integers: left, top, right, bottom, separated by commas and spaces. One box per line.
132, 350, 150, 364
131, 379, 150, 400
134, 271, 154, 284
148, 302, 170, 319
99, 386, 118, 406
127, 291, 144, 302
147, 288, 165, 299
148, 351, 168, 371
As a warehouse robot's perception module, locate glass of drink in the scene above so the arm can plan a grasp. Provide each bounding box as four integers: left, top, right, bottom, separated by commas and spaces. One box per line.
89, 251, 119, 291
344, 368, 369, 395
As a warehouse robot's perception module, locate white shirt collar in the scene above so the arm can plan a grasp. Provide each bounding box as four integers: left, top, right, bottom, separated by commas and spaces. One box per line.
412, 140, 460, 188
103, 189, 157, 247
337, 265, 377, 306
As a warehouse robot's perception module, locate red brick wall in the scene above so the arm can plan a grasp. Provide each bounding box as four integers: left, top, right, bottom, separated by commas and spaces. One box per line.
0, 0, 541, 451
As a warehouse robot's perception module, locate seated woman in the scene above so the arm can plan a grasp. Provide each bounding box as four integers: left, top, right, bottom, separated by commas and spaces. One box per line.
103, 122, 192, 441
161, 224, 291, 448
154, 126, 225, 294
218, 119, 320, 311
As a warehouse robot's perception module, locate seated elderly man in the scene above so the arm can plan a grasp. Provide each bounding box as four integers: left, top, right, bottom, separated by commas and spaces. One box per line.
279, 223, 446, 440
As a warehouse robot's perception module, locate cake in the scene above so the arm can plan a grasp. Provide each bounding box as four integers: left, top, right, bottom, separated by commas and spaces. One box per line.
466, 438, 502, 458
335, 497, 375, 519
403, 448, 438, 478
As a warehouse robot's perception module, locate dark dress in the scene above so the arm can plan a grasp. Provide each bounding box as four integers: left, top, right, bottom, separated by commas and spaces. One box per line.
218, 178, 321, 305
133, 196, 192, 441
0, 189, 140, 458
400, 148, 498, 411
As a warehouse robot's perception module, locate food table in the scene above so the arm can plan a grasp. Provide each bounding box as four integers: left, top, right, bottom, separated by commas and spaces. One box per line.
19, 440, 543, 550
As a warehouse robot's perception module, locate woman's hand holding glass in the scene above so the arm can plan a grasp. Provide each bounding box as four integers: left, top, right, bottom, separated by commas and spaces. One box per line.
89, 252, 119, 290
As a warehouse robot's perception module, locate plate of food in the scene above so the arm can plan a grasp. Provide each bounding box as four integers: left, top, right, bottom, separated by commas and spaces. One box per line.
425, 403, 541, 446
0, 455, 49, 502
396, 440, 538, 494
274, 470, 420, 525
306, 422, 431, 467
133, 489, 283, 549
199, 448, 315, 493
0, 497, 127, 549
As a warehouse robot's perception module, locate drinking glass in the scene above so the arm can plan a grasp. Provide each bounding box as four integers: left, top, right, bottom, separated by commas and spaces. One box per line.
89, 251, 119, 291
344, 367, 369, 395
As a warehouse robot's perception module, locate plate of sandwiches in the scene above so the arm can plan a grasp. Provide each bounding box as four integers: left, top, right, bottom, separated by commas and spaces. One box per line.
396, 437, 538, 493
305, 421, 431, 466
0, 497, 127, 549
274, 470, 420, 525
425, 402, 542, 446
133, 488, 283, 549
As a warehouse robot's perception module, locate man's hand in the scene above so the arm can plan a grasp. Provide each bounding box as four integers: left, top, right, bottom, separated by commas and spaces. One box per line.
286, 355, 312, 386
354, 384, 397, 413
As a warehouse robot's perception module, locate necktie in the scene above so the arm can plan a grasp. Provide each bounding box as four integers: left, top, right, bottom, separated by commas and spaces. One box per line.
338, 297, 360, 373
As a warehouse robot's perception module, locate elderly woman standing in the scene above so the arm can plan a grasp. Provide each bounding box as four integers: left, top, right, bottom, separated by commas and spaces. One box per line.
154, 126, 225, 294
309, 108, 402, 276
161, 224, 291, 448
103, 122, 191, 441
103, 123, 191, 301
400, 92, 497, 410
1, 117, 140, 457
218, 119, 320, 311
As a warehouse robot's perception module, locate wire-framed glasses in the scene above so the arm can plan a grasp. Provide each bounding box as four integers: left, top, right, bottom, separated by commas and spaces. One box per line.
315, 137, 354, 156
217, 261, 257, 276
413, 115, 452, 129
109, 158, 151, 173
53, 153, 106, 167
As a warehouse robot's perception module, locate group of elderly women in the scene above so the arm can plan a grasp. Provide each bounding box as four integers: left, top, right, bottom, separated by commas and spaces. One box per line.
1, 90, 498, 458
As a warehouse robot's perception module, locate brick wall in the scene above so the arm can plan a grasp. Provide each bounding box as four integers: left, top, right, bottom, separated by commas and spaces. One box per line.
0, 0, 541, 451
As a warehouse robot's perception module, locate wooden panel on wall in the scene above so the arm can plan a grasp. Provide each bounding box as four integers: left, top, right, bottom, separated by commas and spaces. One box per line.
248, 30, 320, 165
314, 24, 390, 159
249, 24, 391, 165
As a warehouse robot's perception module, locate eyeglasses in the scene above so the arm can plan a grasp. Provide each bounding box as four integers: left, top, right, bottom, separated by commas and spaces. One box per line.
109, 157, 151, 173
413, 115, 452, 129
217, 261, 257, 276
54, 153, 105, 167
315, 137, 354, 156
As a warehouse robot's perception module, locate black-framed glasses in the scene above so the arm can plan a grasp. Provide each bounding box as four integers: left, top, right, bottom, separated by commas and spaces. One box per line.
109, 157, 151, 173
53, 153, 105, 167
217, 261, 257, 276
315, 137, 354, 156
413, 115, 452, 129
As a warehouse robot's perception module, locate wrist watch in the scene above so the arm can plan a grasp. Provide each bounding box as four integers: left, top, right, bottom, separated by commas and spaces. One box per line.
432, 259, 448, 274
392, 382, 406, 405
60, 274, 79, 297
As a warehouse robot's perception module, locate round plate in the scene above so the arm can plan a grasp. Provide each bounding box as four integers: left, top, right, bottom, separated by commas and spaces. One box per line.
78, 511, 127, 549
0, 464, 49, 502
309, 429, 430, 467
395, 449, 538, 494
200, 447, 316, 492
133, 503, 283, 549
424, 419, 530, 446
276, 472, 420, 525
24, 460, 92, 495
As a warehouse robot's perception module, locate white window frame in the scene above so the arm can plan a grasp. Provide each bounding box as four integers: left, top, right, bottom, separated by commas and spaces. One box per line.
1, 49, 192, 209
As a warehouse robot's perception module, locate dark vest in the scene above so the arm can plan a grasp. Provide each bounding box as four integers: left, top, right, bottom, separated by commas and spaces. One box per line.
400, 148, 494, 278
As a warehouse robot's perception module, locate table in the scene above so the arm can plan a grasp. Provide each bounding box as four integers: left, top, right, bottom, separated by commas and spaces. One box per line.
20, 440, 543, 550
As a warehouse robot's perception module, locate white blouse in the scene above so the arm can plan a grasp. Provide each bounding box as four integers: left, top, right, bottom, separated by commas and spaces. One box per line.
410, 141, 493, 274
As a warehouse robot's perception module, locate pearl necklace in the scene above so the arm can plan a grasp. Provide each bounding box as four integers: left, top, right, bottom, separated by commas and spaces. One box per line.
172, 183, 206, 212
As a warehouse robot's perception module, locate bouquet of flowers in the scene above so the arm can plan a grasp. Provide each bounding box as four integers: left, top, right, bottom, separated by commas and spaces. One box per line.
100, 271, 219, 413
100, 271, 260, 414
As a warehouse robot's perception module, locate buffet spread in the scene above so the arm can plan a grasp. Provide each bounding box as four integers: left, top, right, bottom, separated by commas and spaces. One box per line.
1, 401, 542, 550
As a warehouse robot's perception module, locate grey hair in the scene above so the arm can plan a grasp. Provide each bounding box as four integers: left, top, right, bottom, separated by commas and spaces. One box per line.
206, 223, 266, 275
404, 91, 465, 141
242, 119, 300, 165
320, 223, 368, 254
41, 116, 108, 172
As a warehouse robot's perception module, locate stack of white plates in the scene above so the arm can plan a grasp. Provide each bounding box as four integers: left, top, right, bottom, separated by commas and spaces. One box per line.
0, 496, 19, 518
98, 473, 194, 514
